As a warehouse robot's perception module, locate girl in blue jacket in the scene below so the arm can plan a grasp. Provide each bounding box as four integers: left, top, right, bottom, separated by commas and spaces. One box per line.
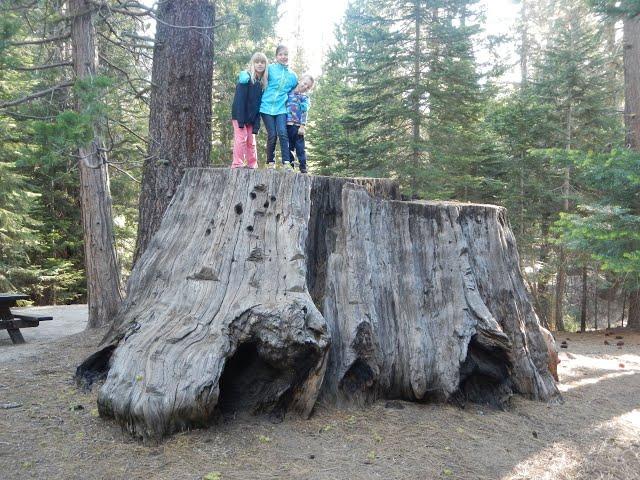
260, 45, 298, 169
231, 52, 268, 169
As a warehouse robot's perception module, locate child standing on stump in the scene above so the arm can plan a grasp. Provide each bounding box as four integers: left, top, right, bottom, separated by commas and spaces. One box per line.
260, 45, 298, 170
231, 52, 268, 169
286, 74, 314, 174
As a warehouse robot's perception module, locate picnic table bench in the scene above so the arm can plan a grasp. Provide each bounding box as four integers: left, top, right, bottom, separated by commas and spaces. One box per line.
0, 293, 53, 344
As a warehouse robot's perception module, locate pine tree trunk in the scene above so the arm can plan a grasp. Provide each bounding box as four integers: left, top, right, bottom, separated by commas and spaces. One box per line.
580, 265, 587, 332
554, 99, 573, 333
411, 0, 421, 163
628, 289, 640, 330
78, 169, 560, 442
554, 251, 566, 332
624, 14, 640, 330
134, 0, 215, 264
70, 0, 123, 328
519, 0, 529, 85
536, 218, 552, 328
594, 268, 598, 330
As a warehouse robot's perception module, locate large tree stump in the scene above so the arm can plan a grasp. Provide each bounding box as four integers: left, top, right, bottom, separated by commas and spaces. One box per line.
78, 168, 559, 441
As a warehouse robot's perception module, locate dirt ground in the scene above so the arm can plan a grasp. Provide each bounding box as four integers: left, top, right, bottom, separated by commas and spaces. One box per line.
1, 322, 639, 480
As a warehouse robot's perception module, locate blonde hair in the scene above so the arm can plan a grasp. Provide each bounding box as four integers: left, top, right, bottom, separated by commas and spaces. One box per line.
248, 52, 268, 89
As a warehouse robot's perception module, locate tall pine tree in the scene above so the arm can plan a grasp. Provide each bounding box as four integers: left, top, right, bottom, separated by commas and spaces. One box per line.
311, 0, 489, 198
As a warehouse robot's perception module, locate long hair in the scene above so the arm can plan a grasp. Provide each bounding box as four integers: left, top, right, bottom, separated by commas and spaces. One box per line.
248, 52, 268, 89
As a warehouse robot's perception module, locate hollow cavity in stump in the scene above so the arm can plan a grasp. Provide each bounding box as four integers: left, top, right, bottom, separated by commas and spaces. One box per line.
78, 168, 559, 442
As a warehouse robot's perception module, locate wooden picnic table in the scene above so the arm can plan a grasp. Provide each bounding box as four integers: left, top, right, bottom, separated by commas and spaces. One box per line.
0, 293, 53, 344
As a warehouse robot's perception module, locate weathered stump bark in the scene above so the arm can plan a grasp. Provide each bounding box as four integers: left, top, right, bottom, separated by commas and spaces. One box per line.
78, 168, 559, 441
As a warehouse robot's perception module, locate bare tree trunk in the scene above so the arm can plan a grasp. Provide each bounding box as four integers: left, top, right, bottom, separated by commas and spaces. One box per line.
78, 169, 560, 442
411, 0, 421, 163
70, 0, 123, 328
554, 98, 573, 333
519, 0, 529, 86
553, 190, 569, 332
624, 14, 640, 330
580, 265, 587, 332
536, 218, 553, 328
604, 15, 618, 81
628, 290, 640, 330
594, 268, 598, 330
620, 292, 627, 328
133, 0, 215, 264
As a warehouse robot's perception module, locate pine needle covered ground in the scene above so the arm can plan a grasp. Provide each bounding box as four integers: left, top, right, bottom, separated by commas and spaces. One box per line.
0, 314, 638, 480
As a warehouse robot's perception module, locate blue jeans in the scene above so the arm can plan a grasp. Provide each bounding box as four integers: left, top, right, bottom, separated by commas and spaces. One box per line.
261, 113, 291, 164
287, 124, 307, 171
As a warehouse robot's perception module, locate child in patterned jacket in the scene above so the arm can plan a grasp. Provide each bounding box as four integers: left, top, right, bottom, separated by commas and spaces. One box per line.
286, 74, 314, 173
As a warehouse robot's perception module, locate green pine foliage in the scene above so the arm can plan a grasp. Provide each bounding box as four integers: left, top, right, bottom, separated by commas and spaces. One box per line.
556, 150, 640, 283
530, 3, 620, 152
0, 1, 147, 303
210, 0, 278, 166
309, 0, 493, 199
588, 0, 640, 17
0, 0, 638, 319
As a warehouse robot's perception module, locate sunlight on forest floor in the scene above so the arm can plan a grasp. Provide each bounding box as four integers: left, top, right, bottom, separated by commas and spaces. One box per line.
505, 331, 640, 480
557, 342, 640, 392
1, 325, 639, 479
507, 442, 582, 480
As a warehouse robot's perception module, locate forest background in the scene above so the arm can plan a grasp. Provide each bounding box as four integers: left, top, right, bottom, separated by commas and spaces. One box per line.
1, 0, 639, 332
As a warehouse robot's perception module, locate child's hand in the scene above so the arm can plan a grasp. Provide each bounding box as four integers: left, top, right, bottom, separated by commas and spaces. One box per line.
298, 125, 305, 136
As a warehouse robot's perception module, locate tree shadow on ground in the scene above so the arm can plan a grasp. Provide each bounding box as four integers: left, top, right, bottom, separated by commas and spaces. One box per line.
0, 329, 638, 480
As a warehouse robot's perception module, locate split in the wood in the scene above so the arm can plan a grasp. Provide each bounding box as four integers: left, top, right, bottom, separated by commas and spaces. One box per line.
77, 168, 560, 442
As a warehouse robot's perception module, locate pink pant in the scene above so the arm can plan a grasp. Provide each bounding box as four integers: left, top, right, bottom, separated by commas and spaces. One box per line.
231, 120, 258, 168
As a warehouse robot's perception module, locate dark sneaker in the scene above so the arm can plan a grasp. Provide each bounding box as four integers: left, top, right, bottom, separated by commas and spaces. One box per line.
300, 167, 308, 174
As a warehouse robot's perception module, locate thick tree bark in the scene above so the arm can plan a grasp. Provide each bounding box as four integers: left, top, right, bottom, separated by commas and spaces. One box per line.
133, 0, 215, 265
70, 0, 123, 328
623, 14, 640, 330
78, 169, 560, 442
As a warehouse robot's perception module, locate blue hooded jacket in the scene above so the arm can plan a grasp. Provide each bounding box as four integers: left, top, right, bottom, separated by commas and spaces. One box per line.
286, 91, 310, 125
259, 63, 298, 116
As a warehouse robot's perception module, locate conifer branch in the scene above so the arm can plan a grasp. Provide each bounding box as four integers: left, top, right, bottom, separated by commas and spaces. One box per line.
108, 117, 149, 145
107, 163, 141, 183
98, 53, 150, 103
11, 61, 73, 71
8, 33, 71, 46
88, 0, 154, 17
97, 31, 154, 51
0, 81, 74, 109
